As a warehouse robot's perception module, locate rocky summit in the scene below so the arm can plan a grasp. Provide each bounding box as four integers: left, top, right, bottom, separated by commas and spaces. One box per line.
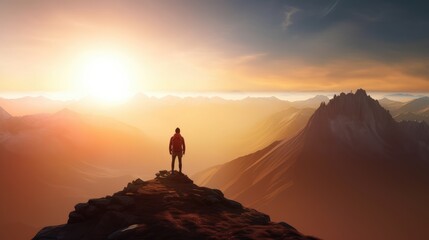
33, 170, 317, 240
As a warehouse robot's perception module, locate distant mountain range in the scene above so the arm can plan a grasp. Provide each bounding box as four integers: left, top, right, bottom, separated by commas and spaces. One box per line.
392, 97, 429, 122
394, 96, 429, 113
194, 89, 429, 240
289, 95, 329, 109
377, 96, 429, 123
377, 97, 405, 111
2, 93, 428, 169
0, 96, 69, 116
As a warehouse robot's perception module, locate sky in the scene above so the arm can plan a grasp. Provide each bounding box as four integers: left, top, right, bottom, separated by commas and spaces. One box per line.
1, 0, 429, 97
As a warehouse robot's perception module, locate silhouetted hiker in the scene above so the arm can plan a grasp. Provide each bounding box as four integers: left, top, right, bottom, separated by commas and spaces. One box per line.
169, 127, 186, 173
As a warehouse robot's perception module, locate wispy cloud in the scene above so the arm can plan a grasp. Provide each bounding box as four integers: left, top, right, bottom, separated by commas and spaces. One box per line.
282, 6, 299, 30
322, 0, 340, 17
231, 53, 267, 65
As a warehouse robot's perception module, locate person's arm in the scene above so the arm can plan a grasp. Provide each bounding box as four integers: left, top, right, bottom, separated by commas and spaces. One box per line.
182, 137, 186, 155
169, 137, 172, 154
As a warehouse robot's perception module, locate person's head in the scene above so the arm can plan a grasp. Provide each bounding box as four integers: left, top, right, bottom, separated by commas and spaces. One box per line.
175, 127, 180, 133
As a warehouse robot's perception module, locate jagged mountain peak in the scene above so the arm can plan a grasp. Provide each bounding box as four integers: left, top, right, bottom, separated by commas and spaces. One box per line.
301, 89, 404, 157
309, 89, 394, 128
33, 170, 316, 240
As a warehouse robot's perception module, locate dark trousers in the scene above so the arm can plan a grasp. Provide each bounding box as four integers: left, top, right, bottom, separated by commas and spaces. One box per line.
171, 152, 183, 172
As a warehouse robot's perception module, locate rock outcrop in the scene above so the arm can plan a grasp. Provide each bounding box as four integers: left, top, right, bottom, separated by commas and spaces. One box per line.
33, 170, 317, 240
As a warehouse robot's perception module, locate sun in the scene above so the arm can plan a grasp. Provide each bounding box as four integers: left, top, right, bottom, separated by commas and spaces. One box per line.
77, 50, 135, 104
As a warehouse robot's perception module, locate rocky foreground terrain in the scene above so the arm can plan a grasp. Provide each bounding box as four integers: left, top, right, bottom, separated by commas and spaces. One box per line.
33, 170, 317, 240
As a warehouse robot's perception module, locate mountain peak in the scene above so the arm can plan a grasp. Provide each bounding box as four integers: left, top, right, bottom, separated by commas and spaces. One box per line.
304, 89, 399, 154
34, 170, 316, 240
312, 89, 393, 124
355, 88, 367, 96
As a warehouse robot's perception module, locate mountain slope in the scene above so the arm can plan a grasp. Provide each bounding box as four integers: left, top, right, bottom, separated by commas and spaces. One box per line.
194, 89, 429, 240
395, 96, 429, 114
235, 107, 314, 154
34, 171, 317, 240
387, 96, 429, 123
0, 106, 12, 119
395, 111, 429, 123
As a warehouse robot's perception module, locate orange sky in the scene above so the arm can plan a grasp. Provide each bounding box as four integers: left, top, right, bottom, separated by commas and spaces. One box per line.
1, 0, 429, 96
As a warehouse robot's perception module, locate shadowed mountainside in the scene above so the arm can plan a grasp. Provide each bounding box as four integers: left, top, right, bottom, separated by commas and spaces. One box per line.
194, 89, 429, 240
33, 171, 318, 240
395, 111, 429, 123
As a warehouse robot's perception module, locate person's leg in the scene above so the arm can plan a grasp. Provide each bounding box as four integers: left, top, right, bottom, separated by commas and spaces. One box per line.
178, 154, 182, 173
171, 154, 176, 173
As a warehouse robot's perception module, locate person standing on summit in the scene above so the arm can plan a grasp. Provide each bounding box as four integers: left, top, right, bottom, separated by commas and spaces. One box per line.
169, 127, 186, 173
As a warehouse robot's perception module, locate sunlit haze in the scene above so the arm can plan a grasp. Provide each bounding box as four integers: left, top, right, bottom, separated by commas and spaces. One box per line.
76, 50, 136, 103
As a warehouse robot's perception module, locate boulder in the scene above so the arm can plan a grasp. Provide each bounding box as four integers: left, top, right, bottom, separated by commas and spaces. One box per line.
68, 212, 85, 224
112, 195, 135, 207
89, 198, 111, 208
74, 203, 89, 212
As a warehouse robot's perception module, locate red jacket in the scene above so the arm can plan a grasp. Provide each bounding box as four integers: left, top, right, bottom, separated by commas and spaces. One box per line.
169, 133, 186, 153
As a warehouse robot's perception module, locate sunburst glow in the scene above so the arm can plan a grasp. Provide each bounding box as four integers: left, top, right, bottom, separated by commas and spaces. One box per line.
77, 51, 135, 104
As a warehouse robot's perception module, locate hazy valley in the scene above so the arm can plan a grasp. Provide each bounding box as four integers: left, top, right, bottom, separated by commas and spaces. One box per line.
1, 91, 429, 239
